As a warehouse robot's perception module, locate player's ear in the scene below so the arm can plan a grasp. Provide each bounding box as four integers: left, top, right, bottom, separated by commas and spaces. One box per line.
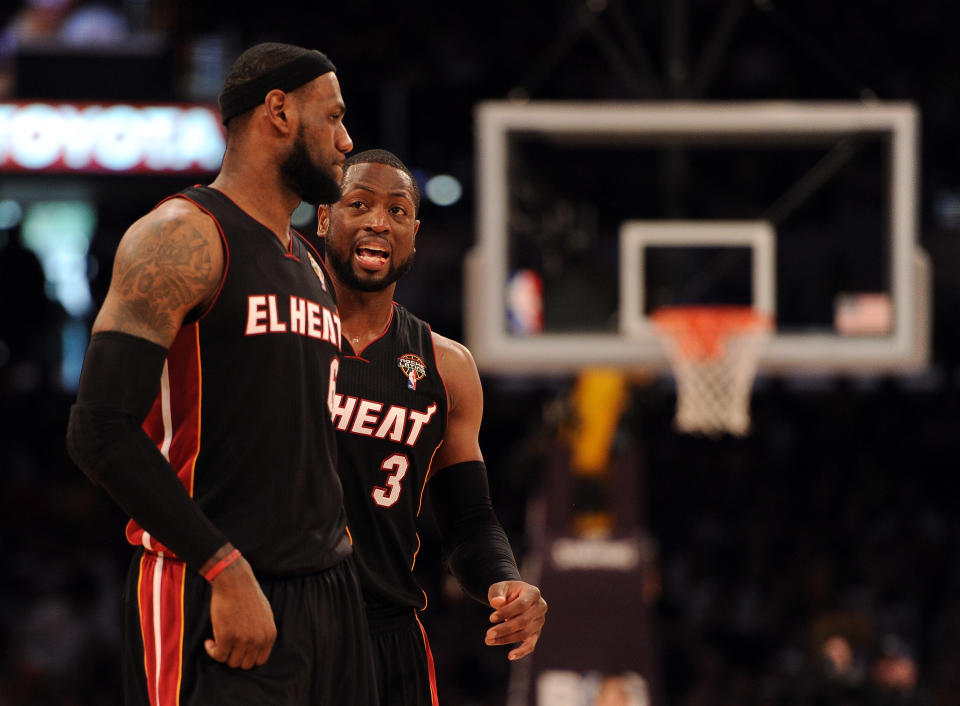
317, 205, 330, 236
264, 89, 290, 132
412, 219, 420, 237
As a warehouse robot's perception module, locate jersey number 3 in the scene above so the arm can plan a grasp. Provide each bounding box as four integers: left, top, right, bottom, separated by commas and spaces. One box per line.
372, 453, 408, 508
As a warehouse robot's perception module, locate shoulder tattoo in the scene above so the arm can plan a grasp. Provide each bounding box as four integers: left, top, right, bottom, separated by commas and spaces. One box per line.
112, 218, 218, 336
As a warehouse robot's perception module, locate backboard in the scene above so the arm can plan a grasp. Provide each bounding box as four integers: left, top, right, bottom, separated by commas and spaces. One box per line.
465, 101, 929, 375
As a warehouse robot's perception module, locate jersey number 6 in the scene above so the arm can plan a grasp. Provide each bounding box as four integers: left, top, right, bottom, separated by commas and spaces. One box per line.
372, 453, 409, 508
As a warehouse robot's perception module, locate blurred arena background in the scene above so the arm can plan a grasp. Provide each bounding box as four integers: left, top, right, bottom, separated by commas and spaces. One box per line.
2, 1, 960, 704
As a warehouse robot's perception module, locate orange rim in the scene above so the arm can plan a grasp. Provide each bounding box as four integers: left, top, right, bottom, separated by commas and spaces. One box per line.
651, 306, 772, 359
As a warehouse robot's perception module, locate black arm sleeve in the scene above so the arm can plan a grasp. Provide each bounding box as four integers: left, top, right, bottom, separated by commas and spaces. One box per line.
428, 460, 521, 604
65, 331, 228, 570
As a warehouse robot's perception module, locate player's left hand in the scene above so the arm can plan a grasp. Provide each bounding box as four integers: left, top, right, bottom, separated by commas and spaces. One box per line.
485, 580, 548, 661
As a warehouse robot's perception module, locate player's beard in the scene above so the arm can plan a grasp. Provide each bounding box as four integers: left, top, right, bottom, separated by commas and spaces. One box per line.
281, 128, 342, 206
325, 240, 416, 293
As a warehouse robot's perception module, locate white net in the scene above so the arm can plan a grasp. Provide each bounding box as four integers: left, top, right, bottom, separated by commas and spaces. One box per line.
651, 307, 771, 438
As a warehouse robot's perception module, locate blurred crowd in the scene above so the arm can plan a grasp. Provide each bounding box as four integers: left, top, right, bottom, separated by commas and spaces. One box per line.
633, 375, 959, 706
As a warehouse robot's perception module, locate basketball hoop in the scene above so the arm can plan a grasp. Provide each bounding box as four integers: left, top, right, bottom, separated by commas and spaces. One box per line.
650, 306, 772, 438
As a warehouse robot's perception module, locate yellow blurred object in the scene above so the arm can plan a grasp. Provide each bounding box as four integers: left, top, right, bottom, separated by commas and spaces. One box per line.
568, 368, 628, 477
572, 510, 614, 538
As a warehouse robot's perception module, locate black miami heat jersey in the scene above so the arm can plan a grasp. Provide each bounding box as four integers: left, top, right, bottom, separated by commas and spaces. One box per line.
333, 303, 448, 615
128, 185, 350, 575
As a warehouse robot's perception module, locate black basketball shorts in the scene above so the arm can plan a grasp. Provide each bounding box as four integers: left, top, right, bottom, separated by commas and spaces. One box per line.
368, 609, 438, 706
122, 548, 378, 705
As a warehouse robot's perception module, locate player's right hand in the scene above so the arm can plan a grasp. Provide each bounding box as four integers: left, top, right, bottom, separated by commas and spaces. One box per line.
204, 556, 277, 669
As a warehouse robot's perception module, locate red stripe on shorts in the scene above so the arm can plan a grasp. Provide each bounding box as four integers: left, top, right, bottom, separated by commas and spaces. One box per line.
137, 552, 187, 706
415, 613, 440, 706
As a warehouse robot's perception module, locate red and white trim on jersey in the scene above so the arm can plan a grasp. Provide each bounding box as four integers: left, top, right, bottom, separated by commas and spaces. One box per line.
410, 441, 443, 612
159, 360, 173, 461
127, 324, 204, 556
415, 613, 440, 706
137, 551, 187, 706
427, 326, 451, 429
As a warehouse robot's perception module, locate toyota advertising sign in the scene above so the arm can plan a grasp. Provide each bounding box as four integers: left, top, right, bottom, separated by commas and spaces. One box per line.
0, 102, 225, 174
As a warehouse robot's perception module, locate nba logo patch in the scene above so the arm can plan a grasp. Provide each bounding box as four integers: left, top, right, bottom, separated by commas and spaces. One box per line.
307, 253, 327, 291
397, 353, 426, 391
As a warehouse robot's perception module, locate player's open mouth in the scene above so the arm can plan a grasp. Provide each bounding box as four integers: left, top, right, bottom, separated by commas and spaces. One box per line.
355, 244, 389, 271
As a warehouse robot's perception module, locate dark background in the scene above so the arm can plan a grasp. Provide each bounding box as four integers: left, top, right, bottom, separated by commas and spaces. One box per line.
2, 1, 960, 704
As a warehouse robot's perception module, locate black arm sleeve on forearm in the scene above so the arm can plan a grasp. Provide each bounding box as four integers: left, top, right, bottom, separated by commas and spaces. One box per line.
428, 460, 521, 604
65, 331, 228, 570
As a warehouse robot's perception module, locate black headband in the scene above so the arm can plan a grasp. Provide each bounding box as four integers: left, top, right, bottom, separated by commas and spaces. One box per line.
218, 51, 336, 125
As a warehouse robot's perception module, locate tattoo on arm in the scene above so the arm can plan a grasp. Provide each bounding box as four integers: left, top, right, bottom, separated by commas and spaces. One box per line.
104, 217, 219, 341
